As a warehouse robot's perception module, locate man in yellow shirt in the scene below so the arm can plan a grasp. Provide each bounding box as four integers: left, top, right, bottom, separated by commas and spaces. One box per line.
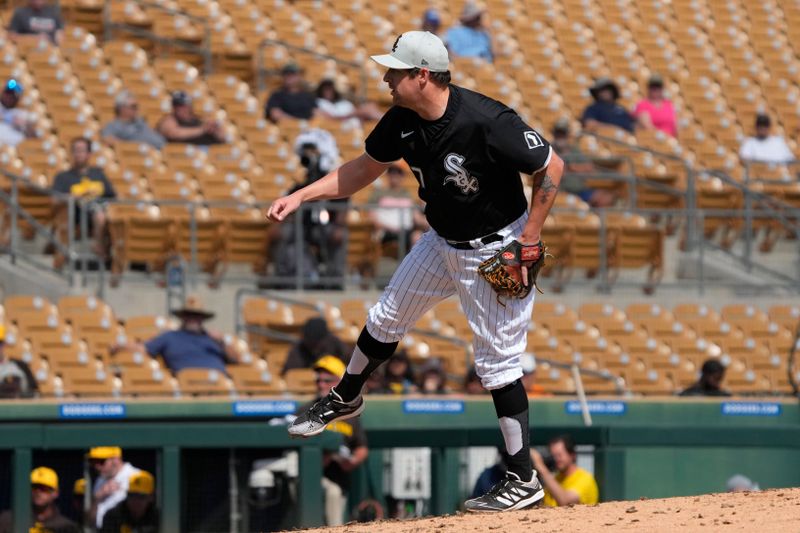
531, 434, 599, 507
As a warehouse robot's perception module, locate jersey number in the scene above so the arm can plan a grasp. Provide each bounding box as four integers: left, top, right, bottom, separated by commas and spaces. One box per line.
410, 166, 425, 189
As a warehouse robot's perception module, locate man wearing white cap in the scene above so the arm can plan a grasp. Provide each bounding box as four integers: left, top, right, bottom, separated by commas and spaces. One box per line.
268, 30, 564, 512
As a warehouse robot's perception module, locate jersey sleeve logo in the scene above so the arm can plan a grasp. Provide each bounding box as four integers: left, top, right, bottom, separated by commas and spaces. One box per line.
524, 130, 544, 149
443, 153, 479, 195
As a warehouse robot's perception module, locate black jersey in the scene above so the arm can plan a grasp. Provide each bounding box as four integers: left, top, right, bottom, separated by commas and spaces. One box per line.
365, 85, 552, 241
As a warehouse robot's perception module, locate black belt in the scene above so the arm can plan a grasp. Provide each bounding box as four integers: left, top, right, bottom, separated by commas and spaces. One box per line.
445, 233, 503, 250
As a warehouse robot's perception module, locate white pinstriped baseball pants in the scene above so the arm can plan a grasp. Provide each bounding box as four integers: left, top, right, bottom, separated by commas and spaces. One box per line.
365, 213, 534, 390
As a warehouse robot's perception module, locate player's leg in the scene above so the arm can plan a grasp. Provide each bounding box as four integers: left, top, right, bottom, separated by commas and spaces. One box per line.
445, 217, 544, 511
289, 231, 455, 437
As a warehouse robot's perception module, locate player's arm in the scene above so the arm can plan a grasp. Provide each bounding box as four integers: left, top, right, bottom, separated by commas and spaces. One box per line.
520, 151, 564, 245
266, 153, 388, 222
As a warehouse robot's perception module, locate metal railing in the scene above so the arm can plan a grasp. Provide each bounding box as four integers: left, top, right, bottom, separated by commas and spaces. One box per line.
103, 0, 213, 73
233, 289, 628, 395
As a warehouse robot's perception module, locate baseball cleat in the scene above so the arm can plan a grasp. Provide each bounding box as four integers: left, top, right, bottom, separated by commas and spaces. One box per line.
464, 471, 545, 512
287, 387, 365, 438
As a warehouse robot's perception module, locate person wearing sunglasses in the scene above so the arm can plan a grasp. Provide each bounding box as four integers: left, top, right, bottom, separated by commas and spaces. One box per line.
100, 90, 165, 149
0, 467, 79, 533
293, 356, 369, 526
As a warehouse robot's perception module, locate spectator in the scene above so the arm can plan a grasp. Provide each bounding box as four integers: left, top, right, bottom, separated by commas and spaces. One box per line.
634, 74, 677, 137
99, 471, 158, 533
0, 79, 36, 146
739, 114, 794, 164
296, 356, 368, 526
134, 296, 239, 374
70, 478, 86, 527
445, 2, 493, 62
727, 474, 759, 492
679, 359, 732, 397
364, 368, 388, 394
265, 63, 318, 123
470, 447, 508, 499
51, 137, 117, 258
0, 323, 38, 399
421, 9, 442, 36
582, 78, 636, 133
384, 350, 416, 395
417, 358, 448, 394
7, 0, 63, 44
0, 467, 79, 533
531, 435, 599, 507
550, 119, 616, 208
463, 365, 485, 395
270, 136, 348, 285
156, 91, 225, 146
315, 79, 383, 125
369, 164, 427, 251
101, 91, 166, 149
88, 447, 141, 529
282, 318, 347, 374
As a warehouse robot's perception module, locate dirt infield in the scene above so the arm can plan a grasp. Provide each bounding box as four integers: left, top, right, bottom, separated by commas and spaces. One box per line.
300, 488, 800, 532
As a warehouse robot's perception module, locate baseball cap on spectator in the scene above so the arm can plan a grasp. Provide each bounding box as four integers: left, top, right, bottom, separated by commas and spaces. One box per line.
172, 295, 215, 321
755, 114, 771, 128
423, 9, 441, 27
73, 478, 86, 495
0, 323, 6, 343
647, 74, 664, 88
3, 79, 22, 95
371, 31, 450, 73
552, 118, 571, 136
313, 355, 346, 378
171, 91, 192, 107
281, 62, 302, 75
589, 77, 620, 100
301, 317, 329, 345
459, 2, 484, 23
88, 446, 122, 460
128, 471, 155, 495
114, 90, 135, 108
31, 467, 59, 490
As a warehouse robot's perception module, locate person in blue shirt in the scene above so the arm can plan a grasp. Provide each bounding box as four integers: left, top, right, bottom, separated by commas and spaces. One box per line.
581, 78, 637, 133
136, 297, 239, 374
444, 2, 493, 62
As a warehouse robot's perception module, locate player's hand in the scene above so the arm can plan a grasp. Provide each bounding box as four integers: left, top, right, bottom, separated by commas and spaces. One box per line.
517, 240, 543, 288
266, 193, 302, 222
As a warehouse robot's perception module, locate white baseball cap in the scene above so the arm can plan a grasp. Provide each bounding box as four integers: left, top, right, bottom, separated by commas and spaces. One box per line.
371, 31, 449, 72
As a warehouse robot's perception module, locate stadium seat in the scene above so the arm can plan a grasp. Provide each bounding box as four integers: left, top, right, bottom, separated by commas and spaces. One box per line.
176, 368, 235, 396
120, 367, 179, 397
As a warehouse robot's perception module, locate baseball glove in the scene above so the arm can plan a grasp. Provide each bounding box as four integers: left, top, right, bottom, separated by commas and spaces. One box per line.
478, 240, 547, 303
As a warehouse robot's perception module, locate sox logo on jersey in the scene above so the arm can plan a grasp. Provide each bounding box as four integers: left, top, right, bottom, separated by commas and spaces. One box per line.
443, 153, 479, 194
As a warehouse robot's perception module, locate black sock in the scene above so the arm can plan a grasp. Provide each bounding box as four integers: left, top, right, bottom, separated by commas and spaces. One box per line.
490, 379, 532, 482
334, 327, 398, 402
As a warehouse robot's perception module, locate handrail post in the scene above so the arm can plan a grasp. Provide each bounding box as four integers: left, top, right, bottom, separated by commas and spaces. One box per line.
9, 176, 18, 265
697, 210, 705, 296
598, 209, 609, 293
80, 199, 90, 287
743, 188, 753, 273
189, 203, 198, 288
685, 165, 696, 252
294, 204, 303, 291
67, 195, 75, 286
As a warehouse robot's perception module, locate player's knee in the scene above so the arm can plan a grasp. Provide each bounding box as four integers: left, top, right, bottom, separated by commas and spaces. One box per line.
357, 327, 399, 362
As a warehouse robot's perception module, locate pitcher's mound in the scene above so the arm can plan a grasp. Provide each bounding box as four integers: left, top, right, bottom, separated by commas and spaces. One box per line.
299, 488, 800, 532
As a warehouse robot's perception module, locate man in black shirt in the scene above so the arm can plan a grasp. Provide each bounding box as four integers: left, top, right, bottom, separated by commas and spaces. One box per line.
268, 30, 564, 512
264, 63, 318, 122
7, 0, 63, 44
52, 137, 116, 261
679, 359, 732, 397
98, 471, 159, 533
0, 467, 80, 533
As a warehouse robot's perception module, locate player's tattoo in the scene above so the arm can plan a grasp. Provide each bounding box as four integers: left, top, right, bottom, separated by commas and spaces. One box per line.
532, 173, 557, 205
